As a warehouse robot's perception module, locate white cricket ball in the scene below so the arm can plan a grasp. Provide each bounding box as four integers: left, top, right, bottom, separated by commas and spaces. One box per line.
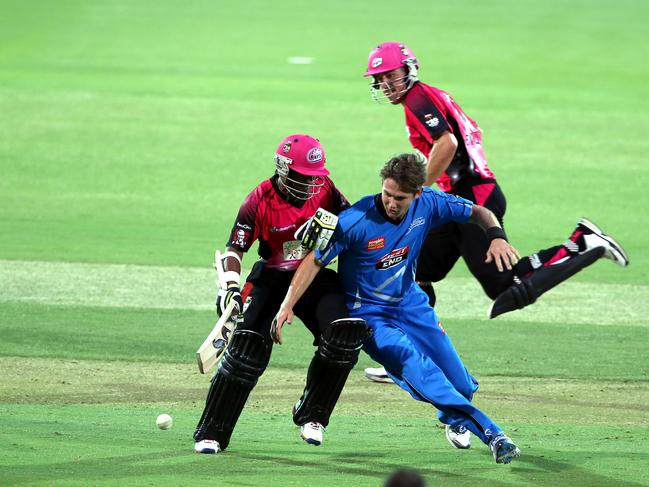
156, 413, 173, 430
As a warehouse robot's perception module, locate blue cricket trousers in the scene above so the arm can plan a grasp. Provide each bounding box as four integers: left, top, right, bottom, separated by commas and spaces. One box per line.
352, 288, 503, 444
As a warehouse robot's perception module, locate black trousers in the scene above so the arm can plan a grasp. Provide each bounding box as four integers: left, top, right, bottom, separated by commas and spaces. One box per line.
416, 178, 514, 299
239, 262, 348, 346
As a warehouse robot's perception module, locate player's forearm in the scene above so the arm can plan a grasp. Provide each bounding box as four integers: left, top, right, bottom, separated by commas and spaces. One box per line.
281, 251, 322, 309
425, 131, 458, 186
215, 247, 244, 289
469, 205, 501, 232
224, 247, 243, 276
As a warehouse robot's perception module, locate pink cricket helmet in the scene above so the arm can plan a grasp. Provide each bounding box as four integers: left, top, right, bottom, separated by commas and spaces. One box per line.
274, 134, 328, 200
364, 41, 418, 77
274, 134, 329, 177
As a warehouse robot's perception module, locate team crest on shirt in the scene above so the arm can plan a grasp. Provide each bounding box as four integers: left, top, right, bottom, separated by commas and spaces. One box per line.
232, 223, 252, 247
376, 246, 409, 270
367, 237, 385, 251
407, 217, 426, 235
233, 229, 250, 247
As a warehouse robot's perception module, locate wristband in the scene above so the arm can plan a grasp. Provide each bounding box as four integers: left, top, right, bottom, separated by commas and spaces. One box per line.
486, 226, 507, 243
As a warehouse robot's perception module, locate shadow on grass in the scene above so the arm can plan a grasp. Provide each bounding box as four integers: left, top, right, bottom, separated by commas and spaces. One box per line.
2, 446, 647, 487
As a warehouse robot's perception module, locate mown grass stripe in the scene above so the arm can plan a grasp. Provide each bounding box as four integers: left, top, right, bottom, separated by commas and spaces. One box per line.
2, 260, 647, 326
1, 357, 647, 427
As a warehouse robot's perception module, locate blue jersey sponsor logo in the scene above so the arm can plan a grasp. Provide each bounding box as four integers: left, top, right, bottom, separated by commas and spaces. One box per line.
376, 246, 409, 270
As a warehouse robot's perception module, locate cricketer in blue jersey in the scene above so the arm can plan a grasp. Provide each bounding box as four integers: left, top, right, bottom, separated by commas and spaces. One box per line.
272, 153, 521, 464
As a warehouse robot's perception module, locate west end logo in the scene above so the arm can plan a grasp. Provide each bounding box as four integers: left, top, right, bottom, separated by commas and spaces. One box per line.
307, 147, 323, 163
376, 246, 409, 270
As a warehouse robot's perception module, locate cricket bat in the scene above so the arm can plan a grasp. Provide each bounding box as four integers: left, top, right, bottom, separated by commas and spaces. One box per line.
196, 299, 237, 374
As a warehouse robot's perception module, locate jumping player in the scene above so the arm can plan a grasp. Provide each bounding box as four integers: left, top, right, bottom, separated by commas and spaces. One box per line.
362, 41, 629, 383
364, 41, 628, 314
193, 134, 370, 454
272, 154, 523, 464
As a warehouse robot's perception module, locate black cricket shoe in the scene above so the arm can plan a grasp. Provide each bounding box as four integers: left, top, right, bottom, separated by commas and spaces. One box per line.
576, 218, 629, 267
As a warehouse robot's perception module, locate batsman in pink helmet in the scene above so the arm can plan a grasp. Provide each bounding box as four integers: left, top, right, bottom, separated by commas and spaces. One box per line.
193, 134, 370, 454
362, 42, 629, 435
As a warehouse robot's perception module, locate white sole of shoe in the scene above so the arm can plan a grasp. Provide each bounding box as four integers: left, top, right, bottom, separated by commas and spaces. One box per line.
195, 448, 218, 454
364, 368, 394, 383
364, 372, 394, 383
444, 425, 471, 449
194, 440, 220, 454
579, 218, 629, 267
487, 300, 496, 320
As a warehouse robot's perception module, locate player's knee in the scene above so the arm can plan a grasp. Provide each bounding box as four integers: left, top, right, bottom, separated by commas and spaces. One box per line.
417, 267, 451, 283
220, 329, 271, 385
481, 277, 514, 300
452, 379, 476, 402
319, 318, 371, 368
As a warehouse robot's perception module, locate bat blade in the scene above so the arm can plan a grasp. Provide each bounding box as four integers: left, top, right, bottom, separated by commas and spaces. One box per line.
196, 299, 237, 374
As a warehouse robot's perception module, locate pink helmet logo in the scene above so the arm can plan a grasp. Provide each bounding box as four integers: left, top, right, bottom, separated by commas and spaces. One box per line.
371, 57, 383, 68
307, 147, 323, 163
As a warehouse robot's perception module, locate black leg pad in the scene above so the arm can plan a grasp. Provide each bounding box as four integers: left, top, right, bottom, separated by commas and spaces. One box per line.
193, 330, 271, 450
293, 318, 371, 427
489, 247, 605, 319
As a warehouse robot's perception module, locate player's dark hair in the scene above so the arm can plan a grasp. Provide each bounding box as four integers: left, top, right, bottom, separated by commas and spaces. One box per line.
384, 468, 426, 487
379, 153, 426, 194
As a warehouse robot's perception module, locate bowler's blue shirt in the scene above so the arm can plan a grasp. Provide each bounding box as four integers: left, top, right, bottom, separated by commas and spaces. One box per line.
315, 188, 472, 308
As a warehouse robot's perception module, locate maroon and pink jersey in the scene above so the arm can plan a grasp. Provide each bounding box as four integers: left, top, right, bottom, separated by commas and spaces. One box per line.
403, 82, 495, 192
227, 176, 349, 271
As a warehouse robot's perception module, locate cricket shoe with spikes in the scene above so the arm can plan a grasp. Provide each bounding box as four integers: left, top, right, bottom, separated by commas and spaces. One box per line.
300, 422, 324, 446
576, 218, 629, 267
194, 439, 220, 454
364, 366, 394, 384
489, 434, 520, 464
445, 424, 471, 449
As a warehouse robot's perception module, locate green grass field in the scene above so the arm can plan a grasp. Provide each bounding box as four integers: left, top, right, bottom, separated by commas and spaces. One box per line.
1, 0, 648, 485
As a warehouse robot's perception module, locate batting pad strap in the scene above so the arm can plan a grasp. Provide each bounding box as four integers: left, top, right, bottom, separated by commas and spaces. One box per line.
319, 318, 371, 367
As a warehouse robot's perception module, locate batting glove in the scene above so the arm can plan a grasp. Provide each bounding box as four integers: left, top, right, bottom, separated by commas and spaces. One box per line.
298, 209, 338, 252
216, 285, 243, 317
